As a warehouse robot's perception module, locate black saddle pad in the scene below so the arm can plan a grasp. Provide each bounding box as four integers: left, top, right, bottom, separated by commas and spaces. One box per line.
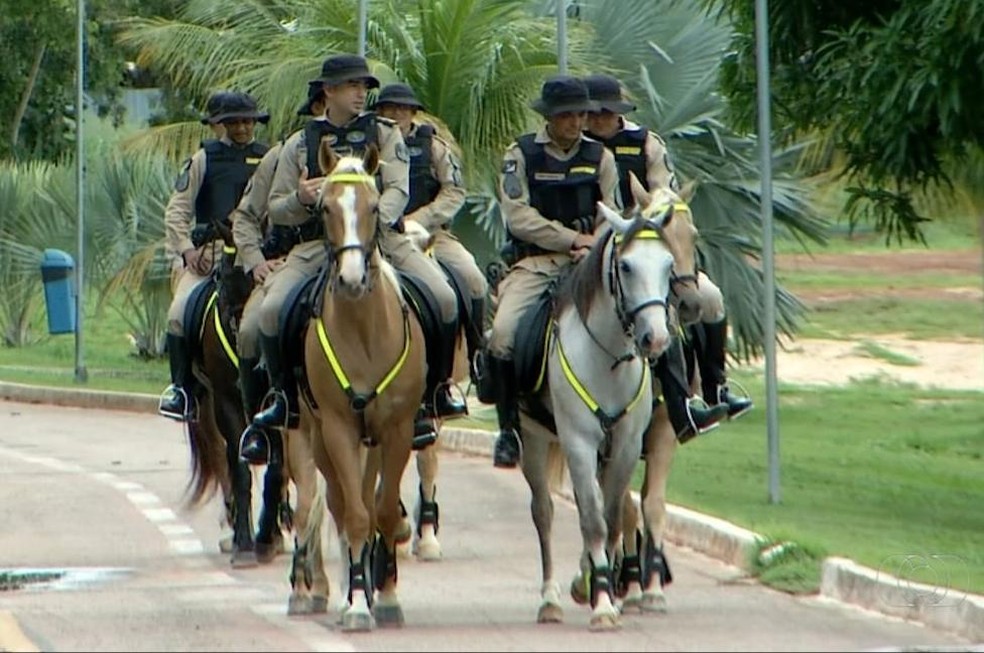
278, 273, 321, 379
183, 276, 217, 357
398, 271, 442, 356
513, 287, 554, 396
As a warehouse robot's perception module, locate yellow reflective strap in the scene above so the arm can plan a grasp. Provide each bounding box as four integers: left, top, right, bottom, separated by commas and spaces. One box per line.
316, 318, 353, 393
328, 172, 376, 184
213, 302, 240, 370
556, 334, 602, 414
200, 292, 218, 342
533, 324, 555, 394
222, 245, 237, 255
614, 228, 661, 245
374, 311, 412, 395
624, 364, 650, 415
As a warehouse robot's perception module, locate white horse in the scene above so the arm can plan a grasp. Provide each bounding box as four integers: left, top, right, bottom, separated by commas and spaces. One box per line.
519, 203, 678, 630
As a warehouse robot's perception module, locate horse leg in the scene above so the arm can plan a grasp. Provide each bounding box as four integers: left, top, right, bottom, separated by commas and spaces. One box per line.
285, 422, 329, 616
639, 404, 677, 612
564, 437, 619, 631
371, 423, 413, 628
597, 435, 641, 610
212, 393, 257, 569
520, 427, 563, 624
255, 458, 286, 563
412, 445, 442, 561
617, 491, 645, 611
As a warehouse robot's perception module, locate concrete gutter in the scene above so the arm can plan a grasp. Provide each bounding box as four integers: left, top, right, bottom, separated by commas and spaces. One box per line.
1, 380, 981, 643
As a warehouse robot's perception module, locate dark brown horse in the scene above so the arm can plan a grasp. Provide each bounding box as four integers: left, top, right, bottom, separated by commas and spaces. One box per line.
183, 219, 290, 568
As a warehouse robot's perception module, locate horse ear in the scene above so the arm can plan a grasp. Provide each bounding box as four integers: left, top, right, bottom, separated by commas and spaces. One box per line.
318, 137, 339, 176
363, 143, 380, 176
598, 201, 633, 234
628, 172, 652, 211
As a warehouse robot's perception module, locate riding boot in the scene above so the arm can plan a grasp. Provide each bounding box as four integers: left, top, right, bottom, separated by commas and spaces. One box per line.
466, 297, 487, 386
491, 356, 522, 468
238, 356, 280, 466
654, 337, 728, 444
429, 319, 468, 419
251, 333, 298, 430
698, 318, 754, 419
158, 333, 196, 421
412, 406, 439, 451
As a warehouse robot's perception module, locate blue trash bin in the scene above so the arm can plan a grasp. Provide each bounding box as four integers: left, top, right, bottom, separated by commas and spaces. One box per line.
40, 248, 77, 335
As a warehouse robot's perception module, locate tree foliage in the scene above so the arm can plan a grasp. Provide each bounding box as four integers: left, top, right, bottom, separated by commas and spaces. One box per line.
705, 0, 984, 243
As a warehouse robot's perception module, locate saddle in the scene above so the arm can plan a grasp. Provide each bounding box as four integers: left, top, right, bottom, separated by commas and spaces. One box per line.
436, 259, 473, 338
512, 287, 555, 397
182, 275, 218, 361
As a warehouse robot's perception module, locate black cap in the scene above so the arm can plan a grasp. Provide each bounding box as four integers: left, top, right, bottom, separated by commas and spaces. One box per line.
372, 83, 425, 110
583, 74, 636, 114
201, 91, 270, 125
310, 54, 380, 89
296, 80, 326, 116
529, 75, 597, 117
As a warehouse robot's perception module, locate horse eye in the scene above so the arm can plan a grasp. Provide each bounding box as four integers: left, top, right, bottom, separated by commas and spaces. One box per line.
619, 260, 632, 275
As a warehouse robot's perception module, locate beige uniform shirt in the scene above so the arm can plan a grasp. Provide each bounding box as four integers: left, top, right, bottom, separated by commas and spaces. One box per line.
231, 142, 283, 272
267, 114, 409, 228
498, 126, 620, 257
164, 147, 208, 260
621, 118, 679, 193
405, 123, 467, 232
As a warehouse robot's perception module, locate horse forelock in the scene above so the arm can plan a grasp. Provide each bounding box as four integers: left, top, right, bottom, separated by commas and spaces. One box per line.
554, 226, 613, 323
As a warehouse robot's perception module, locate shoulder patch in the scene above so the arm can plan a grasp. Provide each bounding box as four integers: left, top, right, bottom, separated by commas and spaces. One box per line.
174, 158, 192, 192
395, 141, 410, 163
501, 160, 518, 174
449, 152, 463, 187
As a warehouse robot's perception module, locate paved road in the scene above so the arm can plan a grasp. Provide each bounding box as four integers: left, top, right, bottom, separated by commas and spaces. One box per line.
0, 401, 975, 652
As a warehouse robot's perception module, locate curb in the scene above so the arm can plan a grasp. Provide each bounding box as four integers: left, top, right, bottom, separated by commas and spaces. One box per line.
2, 381, 981, 643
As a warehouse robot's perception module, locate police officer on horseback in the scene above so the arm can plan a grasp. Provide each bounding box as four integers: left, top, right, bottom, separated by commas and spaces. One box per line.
373, 82, 487, 446
583, 73, 753, 433
236, 54, 463, 464
486, 75, 621, 468
158, 91, 269, 421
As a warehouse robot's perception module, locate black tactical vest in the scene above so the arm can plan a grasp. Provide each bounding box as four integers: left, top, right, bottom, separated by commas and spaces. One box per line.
585, 126, 648, 210
304, 113, 379, 176
405, 124, 441, 215
517, 134, 603, 230
194, 140, 269, 226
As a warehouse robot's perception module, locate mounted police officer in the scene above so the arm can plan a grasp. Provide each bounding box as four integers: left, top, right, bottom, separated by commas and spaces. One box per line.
233, 79, 327, 465
583, 73, 753, 430
487, 75, 621, 468
237, 54, 463, 463
373, 82, 487, 444
158, 91, 270, 421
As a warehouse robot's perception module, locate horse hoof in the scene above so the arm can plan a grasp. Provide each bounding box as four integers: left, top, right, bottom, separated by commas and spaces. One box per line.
569, 575, 589, 605
641, 591, 668, 613
310, 595, 329, 614
218, 534, 234, 554
287, 595, 312, 616
341, 608, 375, 632
537, 603, 563, 624
373, 602, 405, 628
414, 537, 442, 562
621, 593, 643, 613
396, 539, 413, 560
255, 536, 283, 564
230, 549, 258, 569
589, 612, 621, 631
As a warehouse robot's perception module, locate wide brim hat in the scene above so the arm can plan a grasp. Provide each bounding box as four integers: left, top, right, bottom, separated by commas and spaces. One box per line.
372, 82, 425, 110
296, 80, 325, 116
583, 73, 636, 114
200, 90, 270, 125
310, 54, 380, 89
530, 75, 598, 117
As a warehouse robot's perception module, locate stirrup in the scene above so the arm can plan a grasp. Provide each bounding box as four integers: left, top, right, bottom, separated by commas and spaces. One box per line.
685, 397, 722, 435
158, 385, 196, 422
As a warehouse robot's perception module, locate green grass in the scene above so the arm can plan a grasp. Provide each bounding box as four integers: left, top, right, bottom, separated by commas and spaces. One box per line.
645, 370, 984, 596
853, 340, 922, 366
796, 297, 984, 340
775, 217, 982, 255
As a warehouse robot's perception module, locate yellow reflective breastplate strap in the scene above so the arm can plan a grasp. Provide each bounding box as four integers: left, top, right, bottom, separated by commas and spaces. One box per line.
554, 322, 650, 433
314, 308, 412, 411
203, 291, 240, 370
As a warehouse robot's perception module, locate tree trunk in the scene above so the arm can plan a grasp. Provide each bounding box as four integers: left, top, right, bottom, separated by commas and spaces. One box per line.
10, 43, 46, 154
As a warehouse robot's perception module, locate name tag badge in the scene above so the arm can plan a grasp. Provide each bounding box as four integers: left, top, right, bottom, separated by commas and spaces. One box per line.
533, 172, 565, 181
569, 166, 597, 175
615, 146, 642, 155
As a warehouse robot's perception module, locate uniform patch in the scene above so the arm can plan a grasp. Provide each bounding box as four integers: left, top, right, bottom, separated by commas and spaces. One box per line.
503, 172, 522, 199
615, 146, 642, 155
346, 130, 366, 144
246, 157, 263, 165
501, 160, 518, 174
450, 154, 463, 187
408, 145, 424, 158
396, 141, 410, 162
533, 172, 565, 181
174, 158, 192, 192
569, 166, 596, 175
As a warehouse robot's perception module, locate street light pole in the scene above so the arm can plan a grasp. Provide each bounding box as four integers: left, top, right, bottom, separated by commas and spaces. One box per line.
357, 0, 368, 57
556, 0, 568, 75
755, 0, 779, 503
75, 0, 87, 383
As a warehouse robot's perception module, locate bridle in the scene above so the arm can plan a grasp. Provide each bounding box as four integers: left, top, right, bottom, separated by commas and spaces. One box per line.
317, 170, 381, 291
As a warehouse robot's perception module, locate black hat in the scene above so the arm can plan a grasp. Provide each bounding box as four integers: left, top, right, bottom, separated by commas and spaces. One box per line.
201, 91, 270, 125
372, 83, 425, 110
310, 54, 380, 89
583, 74, 636, 114
296, 80, 325, 116
529, 75, 597, 117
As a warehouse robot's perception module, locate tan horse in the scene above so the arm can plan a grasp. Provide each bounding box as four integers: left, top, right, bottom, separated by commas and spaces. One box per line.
297, 142, 427, 631
616, 179, 702, 613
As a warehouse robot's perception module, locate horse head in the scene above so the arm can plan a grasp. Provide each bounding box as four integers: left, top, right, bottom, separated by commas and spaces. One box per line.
628, 174, 703, 323
211, 217, 253, 321
316, 140, 381, 299
596, 199, 676, 360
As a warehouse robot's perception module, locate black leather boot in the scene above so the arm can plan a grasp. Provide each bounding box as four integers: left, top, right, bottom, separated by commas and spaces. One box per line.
251, 333, 298, 430
238, 356, 281, 466
412, 406, 439, 451
429, 319, 468, 419
698, 318, 754, 419
159, 333, 196, 421
466, 297, 487, 386
654, 337, 728, 444
491, 356, 522, 468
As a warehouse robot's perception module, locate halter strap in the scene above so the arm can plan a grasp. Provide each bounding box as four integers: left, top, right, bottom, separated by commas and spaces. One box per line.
314, 306, 413, 412
553, 321, 650, 436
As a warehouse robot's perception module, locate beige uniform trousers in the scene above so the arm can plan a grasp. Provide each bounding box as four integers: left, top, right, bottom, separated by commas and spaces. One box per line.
166, 242, 221, 336
488, 254, 571, 360
431, 229, 488, 301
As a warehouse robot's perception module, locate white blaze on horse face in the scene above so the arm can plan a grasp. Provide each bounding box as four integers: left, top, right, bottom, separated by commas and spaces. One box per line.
621, 238, 674, 359
336, 185, 367, 291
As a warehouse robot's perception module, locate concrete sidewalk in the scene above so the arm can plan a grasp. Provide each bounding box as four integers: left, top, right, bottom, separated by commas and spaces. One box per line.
1, 379, 981, 644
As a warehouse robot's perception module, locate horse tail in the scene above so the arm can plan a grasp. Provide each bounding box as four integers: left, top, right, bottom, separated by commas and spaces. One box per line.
182, 412, 225, 509
299, 469, 328, 565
